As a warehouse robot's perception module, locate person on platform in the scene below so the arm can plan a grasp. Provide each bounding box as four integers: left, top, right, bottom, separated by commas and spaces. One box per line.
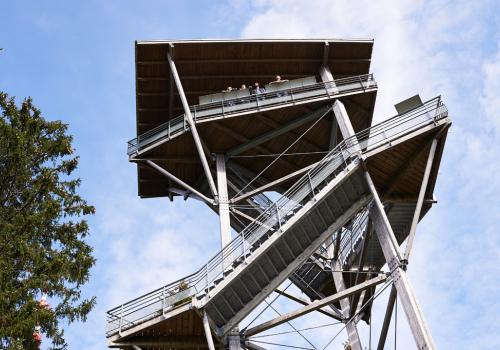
269, 75, 288, 97
269, 75, 288, 84
253, 82, 265, 100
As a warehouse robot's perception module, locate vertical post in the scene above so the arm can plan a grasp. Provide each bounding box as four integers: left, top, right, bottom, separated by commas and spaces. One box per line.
216, 154, 232, 270
167, 49, 218, 198
203, 311, 216, 350
228, 329, 241, 350
327, 240, 363, 350
332, 100, 361, 154
364, 171, 436, 350
319, 64, 339, 95
403, 138, 438, 261
325, 101, 362, 350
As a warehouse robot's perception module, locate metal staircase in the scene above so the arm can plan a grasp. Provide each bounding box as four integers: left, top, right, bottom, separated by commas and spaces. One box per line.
107, 96, 449, 341
127, 74, 377, 156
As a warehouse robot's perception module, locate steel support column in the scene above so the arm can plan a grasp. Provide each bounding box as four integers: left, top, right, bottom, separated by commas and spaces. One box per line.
330, 97, 363, 350
216, 155, 232, 268
145, 160, 214, 205
320, 64, 339, 95
404, 138, 438, 260
203, 311, 216, 350
167, 50, 218, 198
376, 286, 397, 350
327, 244, 362, 350
364, 171, 436, 350
332, 100, 361, 153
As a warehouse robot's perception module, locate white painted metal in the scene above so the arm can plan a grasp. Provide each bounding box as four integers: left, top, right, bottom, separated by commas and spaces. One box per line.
364, 171, 436, 350
245, 274, 388, 336
332, 100, 361, 153
167, 51, 218, 198
404, 138, 438, 260
329, 95, 363, 350
145, 160, 214, 205
328, 245, 362, 350
203, 311, 216, 350
376, 286, 397, 350
216, 154, 232, 251
320, 64, 339, 94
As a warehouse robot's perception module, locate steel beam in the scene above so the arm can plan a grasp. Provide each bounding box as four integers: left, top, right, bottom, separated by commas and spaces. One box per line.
329, 97, 363, 350
227, 106, 331, 157
145, 160, 214, 205
245, 275, 388, 337
364, 170, 436, 350
404, 138, 438, 260
203, 311, 216, 350
332, 100, 360, 153
231, 162, 318, 203
328, 247, 363, 350
376, 286, 397, 350
320, 64, 339, 95
167, 49, 218, 198
216, 154, 232, 250
274, 288, 343, 321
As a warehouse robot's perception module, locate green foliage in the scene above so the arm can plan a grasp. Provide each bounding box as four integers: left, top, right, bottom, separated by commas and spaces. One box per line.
0, 92, 96, 349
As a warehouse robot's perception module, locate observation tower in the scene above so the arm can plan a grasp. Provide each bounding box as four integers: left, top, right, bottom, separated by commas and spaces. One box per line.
106, 39, 450, 350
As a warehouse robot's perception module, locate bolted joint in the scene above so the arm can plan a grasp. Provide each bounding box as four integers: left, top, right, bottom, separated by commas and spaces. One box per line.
400, 258, 408, 271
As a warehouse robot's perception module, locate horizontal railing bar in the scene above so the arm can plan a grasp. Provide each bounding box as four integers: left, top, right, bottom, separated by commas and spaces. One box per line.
127, 74, 377, 155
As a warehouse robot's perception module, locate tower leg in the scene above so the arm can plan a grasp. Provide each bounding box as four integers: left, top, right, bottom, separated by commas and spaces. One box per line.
327, 243, 363, 350
203, 311, 216, 350
364, 171, 436, 350
216, 154, 232, 270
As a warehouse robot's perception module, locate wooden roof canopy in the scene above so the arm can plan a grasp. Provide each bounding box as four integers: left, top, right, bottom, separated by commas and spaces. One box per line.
134, 39, 378, 199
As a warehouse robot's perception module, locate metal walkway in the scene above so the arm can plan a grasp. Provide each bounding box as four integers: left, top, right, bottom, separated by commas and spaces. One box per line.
127, 74, 377, 156
107, 96, 448, 341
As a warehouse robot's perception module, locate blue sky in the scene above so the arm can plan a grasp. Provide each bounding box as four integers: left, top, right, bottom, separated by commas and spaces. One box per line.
1, 1, 499, 349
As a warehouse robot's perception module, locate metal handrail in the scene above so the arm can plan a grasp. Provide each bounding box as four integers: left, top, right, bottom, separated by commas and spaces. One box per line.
107, 96, 448, 336
127, 74, 377, 155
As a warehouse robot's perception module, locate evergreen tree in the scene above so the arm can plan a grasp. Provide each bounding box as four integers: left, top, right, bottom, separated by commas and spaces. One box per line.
0, 92, 96, 349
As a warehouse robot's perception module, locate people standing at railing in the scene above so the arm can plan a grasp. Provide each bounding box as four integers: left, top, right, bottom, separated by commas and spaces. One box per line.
222, 86, 235, 106
269, 75, 288, 85
253, 82, 266, 101
269, 75, 288, 97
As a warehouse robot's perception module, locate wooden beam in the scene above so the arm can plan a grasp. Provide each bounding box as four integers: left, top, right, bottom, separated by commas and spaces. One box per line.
382, 127, 447, 198
227, 106, 330, 156
211, 123, 299, 171
256, 114, 324, 152
245, 274, 388, 337
137, 58, 371, 65
109, 336, 213, 348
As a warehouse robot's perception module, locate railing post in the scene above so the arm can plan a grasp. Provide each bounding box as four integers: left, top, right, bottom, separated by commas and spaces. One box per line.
119, 304, 123, 335
276, 206, 282, 231
205, 263, 209, 293
162, 286, 166, 315
307, 173, 316, 199
359, 75, 365, 92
